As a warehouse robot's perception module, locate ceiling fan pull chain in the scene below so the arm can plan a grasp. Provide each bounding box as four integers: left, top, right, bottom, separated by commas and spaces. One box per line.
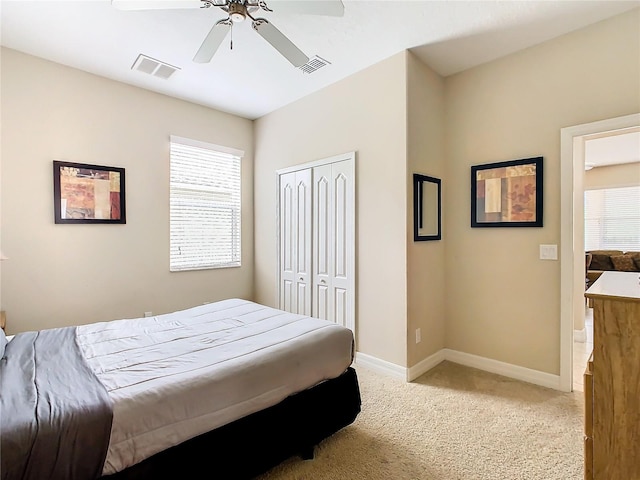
230, 23, 233, 50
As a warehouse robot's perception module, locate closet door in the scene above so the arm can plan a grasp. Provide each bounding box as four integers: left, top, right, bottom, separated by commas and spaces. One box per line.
278, 152, 355, 334
279, 169, 312, 315
312, 159, 354, 331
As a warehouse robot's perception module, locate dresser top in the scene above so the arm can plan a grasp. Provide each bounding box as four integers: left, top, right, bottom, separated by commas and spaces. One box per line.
585, 271, 640, 302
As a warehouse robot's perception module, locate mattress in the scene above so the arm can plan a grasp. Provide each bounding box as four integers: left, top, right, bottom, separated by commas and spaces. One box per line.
76, 298, 355, 475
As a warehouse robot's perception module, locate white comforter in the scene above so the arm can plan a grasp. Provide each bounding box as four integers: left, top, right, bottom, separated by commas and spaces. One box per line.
76, 298, 355, 475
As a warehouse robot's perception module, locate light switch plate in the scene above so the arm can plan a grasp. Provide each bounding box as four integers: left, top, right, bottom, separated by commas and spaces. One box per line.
539, 244, 558, 260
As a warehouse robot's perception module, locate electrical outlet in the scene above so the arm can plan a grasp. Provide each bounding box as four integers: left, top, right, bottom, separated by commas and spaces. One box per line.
415, 328, 421, 344
144, 311, 153, 317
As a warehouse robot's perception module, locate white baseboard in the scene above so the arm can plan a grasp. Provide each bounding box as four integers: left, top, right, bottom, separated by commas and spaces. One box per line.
443, 349, 561, 390
574, 328, 586, 343
355, 348, 562, 391
354, 352, 405, 380
407, 349, 446, 381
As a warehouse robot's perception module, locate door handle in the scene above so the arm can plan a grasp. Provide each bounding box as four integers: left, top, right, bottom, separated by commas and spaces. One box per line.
299, 277, 304, 281
320, 279, 326, 284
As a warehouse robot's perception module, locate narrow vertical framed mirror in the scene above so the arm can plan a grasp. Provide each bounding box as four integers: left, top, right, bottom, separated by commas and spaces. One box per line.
413, 173, 441, 241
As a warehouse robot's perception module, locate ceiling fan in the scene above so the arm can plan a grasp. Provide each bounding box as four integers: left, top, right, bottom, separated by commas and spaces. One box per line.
112, 0, 345, 68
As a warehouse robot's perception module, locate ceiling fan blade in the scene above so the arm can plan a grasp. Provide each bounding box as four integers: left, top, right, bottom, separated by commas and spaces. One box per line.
193, 20, 232, 63
252, 19, 309, 67
111, 0, 205, 10
266, 0, 344, 17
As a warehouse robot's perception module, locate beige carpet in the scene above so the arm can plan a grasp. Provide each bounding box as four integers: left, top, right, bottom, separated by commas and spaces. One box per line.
257, 361, 584, 480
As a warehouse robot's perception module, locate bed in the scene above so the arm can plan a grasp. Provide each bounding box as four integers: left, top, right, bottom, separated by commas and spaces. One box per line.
0, 298, 361, 480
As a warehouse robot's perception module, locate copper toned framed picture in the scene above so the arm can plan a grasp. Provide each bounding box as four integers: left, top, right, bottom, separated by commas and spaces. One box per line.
53, 161, 126, 224
471, 157, 542, 228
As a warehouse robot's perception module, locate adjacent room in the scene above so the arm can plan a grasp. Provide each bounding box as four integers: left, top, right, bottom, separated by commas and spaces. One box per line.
1, 1, 639, 479
574, 131, 640, 393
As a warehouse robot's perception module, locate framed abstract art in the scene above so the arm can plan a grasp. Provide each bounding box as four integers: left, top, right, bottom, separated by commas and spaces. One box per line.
471, 157, 542, 228
53, 161, 126, 224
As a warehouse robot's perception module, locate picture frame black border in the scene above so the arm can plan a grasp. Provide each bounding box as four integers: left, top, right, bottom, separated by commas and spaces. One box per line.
413, 173, 442, 241
53, 160, 126, 224
471, 156, 543, 228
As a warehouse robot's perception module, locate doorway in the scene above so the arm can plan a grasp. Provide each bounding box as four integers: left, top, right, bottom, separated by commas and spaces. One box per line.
559, 113, 640, 392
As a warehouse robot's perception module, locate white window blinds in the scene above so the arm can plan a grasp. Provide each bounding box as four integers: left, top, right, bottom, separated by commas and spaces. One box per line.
170, 136, 242, 271
584, 185, 640, 251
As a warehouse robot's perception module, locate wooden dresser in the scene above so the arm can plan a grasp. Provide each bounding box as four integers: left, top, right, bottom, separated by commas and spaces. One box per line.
584, 271, 640, 480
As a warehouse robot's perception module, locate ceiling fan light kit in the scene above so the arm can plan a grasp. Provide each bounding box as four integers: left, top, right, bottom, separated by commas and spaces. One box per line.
228, 2, 247, 22
113, 0, 344, 68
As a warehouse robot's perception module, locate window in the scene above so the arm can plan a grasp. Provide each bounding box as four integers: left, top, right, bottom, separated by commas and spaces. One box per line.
584, 185, 640, 251
170, 136, 243, 271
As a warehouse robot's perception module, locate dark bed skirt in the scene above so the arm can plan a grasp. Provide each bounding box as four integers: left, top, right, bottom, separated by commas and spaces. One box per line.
103, 367, 361, 480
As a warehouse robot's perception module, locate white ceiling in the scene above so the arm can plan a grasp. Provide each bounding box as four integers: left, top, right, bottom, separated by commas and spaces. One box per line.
1, 0, 639, 120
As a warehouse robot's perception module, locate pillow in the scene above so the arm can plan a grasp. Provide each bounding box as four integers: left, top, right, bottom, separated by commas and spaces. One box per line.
610, 255, 639, 272
589, 253, 615, 271
623, 252, 640, 270
0, 328, 7, 358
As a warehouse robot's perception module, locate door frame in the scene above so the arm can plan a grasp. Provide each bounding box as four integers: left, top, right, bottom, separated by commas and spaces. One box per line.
275, 151, 356, 331
559, 113, 640, 392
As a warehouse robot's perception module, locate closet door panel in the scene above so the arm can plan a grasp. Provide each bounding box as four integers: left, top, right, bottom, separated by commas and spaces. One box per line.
313, 163, 333, 321
330, 160, 354, 330
316, 284, 329, 321
315, 176, 330, 277
278, 170, 311, 316
334, 172, 348, 279
281, 182, 294, 272
279, 173, 296, 312
335, 287, 347, 329
297, 283, 309, 315
295, 170, 312, 316
282, 280, 294, 312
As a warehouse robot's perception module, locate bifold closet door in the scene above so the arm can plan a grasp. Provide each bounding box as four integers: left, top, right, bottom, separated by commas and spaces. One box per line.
279, 169, 312, 316
312, 160, 354, 330
277, 153, 355, 333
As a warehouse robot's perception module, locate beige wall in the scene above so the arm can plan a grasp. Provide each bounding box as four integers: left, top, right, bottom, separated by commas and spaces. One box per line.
2, 8, 638, 377
585, 162, 640, 189
444, 10, 640, 374
254, 52, 408, 366
406, 52, 446, 367
0, 48, 254, 334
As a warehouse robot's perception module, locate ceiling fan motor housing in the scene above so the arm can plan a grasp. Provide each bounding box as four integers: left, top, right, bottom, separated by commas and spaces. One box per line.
228, 2, 247, 22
